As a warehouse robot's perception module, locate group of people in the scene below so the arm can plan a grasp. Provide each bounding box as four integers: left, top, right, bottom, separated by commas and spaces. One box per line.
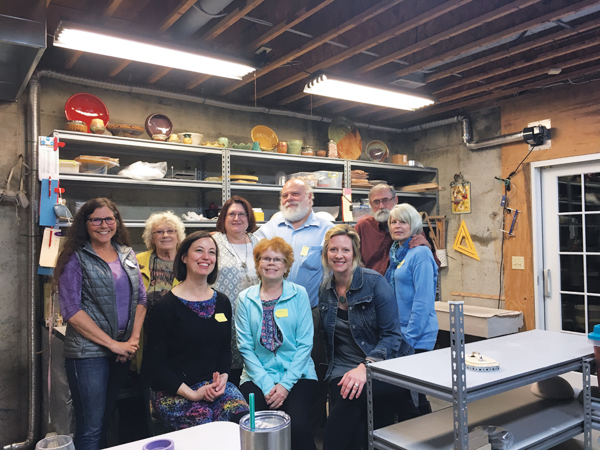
55, 178, 440, 450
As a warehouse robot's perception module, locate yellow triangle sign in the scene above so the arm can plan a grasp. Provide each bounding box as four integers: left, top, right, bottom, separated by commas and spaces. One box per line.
453, 220, 480, 261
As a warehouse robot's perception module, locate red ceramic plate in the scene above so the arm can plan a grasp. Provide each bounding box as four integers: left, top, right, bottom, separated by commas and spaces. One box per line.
64, 93, 110, 133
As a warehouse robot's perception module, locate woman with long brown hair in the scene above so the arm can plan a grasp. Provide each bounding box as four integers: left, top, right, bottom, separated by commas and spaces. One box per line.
54, 198, 147, 450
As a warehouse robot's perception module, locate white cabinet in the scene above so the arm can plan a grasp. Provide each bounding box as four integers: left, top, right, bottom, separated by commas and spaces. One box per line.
367, 302, 594, 450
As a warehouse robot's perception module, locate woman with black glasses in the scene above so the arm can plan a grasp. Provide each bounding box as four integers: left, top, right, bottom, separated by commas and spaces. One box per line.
212, 196, 259, 385
54, 198, 147, 450
236, 237, 318, 450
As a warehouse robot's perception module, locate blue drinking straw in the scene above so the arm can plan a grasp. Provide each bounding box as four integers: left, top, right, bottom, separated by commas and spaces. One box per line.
249, 393, 255, 430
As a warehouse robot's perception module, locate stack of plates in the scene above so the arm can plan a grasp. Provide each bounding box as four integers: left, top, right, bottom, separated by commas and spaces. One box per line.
230, 175, 259, 184
351, 170, 372, 189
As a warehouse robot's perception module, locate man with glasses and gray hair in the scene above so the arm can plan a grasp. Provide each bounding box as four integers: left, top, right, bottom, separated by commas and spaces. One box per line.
354, 184, 397, 275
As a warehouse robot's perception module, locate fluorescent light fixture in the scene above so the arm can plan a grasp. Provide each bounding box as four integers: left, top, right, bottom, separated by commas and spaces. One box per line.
304, 73, 434, 111
54, 21, 256, 80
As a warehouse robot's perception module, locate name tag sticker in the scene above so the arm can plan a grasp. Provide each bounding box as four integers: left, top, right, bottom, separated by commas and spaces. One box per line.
125, 260, 137, 268
397, 260, 405, 269
275, 309, 288, 318
215, 313, 227, 322
300, 246, 309, 257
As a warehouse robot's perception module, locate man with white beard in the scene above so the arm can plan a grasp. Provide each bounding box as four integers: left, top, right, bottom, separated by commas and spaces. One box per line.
255, 177, 333, 308
354, 184, 398, 275
254, 177, 333, 431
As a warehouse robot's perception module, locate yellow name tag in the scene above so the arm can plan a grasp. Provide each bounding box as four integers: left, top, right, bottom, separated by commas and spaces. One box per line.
275, 309, 288, 318
215, 313, 227, 322
397, 260, 405, 269
300, 246, 309, 256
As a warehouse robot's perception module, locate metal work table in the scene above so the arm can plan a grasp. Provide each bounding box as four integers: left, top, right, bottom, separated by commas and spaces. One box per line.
367, 302, 594, 450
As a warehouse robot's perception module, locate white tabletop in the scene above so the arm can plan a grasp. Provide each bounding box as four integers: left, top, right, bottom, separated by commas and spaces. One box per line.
107, 421, 241, 450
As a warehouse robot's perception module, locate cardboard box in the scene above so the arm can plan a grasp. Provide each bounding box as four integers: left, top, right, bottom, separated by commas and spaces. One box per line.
435, 302, 523, 338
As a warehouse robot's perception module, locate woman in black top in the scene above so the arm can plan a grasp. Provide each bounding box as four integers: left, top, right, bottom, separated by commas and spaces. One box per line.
144, 231, 248, 429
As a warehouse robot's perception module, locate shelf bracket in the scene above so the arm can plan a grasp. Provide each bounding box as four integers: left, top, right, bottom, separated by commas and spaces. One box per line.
222, 148, 230, 205
583, 356, 593, 450
367, 366, 375, 450
450, 301, 468, 450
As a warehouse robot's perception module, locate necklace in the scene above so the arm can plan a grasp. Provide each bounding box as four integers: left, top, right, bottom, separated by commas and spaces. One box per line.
261, 286, 282, 302
226, 233, 249, 270
336, 279, 352, 304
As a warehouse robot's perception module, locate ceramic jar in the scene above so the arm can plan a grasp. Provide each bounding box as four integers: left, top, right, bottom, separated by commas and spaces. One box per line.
277, 142, 288, 153
90, 118, 105, 134
301, 146, 314, 156
287, 140, 302, 155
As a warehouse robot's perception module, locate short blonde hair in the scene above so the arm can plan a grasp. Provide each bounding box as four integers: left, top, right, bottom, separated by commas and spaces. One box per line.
321, 224, 362, 277
253, 237, 294, 280
142, 211, 186, 251
388, 204, 423, 236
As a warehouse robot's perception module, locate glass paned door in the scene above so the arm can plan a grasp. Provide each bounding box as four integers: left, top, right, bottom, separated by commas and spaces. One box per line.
541, 163, 600, 333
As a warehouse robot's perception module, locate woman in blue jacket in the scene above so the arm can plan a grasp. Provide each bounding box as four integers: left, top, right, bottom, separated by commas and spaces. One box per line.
319, 225, 415, 450
236, 237, 317, 450
386, 203, 439, 413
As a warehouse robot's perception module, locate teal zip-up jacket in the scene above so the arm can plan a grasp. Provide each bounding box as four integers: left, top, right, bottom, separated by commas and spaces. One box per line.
235, 280, 317, 395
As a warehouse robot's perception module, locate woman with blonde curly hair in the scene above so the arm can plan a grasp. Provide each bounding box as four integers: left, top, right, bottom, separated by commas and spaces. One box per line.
235, 237, 318, 450
134, 211, 185, 372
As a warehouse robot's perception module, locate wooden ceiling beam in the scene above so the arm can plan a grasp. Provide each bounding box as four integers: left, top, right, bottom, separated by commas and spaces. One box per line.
218, 0, 408, 96
104, 0, 124, 18
391, 0, 600, 79
434, 32, 600, 96
108, 0, 195, 79
439, 47, 600, 103
353, 0, 541, 76
259, 0, 473, 103
63, 0, 126, 69
159, 0, 197, 32
245, 0, 336, 52
203, 0, 265, 41
427, 15, 600, 83
380, 60, 600, 125
184, 0, 266, 88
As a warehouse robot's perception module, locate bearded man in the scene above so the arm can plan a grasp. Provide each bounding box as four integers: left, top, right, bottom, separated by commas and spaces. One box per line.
354, 184, 398, 275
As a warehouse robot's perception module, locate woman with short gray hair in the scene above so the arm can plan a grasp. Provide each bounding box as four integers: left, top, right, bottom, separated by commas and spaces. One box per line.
386, 203, 439, 414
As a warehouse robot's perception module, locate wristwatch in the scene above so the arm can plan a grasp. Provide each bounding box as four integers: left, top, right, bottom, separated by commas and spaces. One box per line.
363, 358, 375, 367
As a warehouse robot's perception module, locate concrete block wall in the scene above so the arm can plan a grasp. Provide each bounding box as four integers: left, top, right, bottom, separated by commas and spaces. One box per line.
0, 99, 29, 444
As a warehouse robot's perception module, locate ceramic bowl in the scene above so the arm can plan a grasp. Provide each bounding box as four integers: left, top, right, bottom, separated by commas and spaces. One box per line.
287, 139, 303, 155
180, 132, 203, 145
152, 134, 168, 141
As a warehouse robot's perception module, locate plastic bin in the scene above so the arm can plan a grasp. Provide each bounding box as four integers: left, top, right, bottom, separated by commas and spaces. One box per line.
314, 171, 343, 188
75, 155, 119, 174
59, 159, 81, 174
288, 172, 317, 186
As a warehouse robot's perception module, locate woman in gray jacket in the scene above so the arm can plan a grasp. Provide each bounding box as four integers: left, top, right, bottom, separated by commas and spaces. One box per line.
55, 198, 147, 450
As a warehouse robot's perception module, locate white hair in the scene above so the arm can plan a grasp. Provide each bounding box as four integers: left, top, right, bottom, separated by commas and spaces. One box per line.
142, 210, 186, 251
388, 204, 423, 236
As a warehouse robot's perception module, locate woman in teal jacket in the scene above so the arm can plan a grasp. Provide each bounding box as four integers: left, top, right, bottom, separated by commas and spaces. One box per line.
236, 237, 317, 450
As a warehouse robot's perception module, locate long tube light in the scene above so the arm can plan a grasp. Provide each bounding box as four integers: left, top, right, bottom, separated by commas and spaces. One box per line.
304, 73, 434, 111
54, 21, 256, 80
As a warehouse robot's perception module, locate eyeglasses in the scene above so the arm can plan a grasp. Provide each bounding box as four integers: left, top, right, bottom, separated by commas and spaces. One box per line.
152, 229, 176, 236
260, 257, 285, 264
371, 197, 394, 207
87, 217, 116, 226
227, 212, 248, 219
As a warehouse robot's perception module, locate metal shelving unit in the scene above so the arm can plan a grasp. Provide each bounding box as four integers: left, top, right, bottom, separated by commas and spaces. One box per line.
367, 301, 594, 450
53, 130, 439, 222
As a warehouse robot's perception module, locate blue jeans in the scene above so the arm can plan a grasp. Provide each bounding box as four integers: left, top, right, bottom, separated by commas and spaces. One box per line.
65, 357, 130, 450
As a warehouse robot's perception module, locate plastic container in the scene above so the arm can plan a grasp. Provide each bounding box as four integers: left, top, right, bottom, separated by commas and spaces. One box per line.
36, 435, 74, 450
288, 172, 317, 186
314, 171, 343, 188
142, 439, 174, 450
75, 155, 119, 175
240, 410, 291, 450
59, 159, 81, 174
